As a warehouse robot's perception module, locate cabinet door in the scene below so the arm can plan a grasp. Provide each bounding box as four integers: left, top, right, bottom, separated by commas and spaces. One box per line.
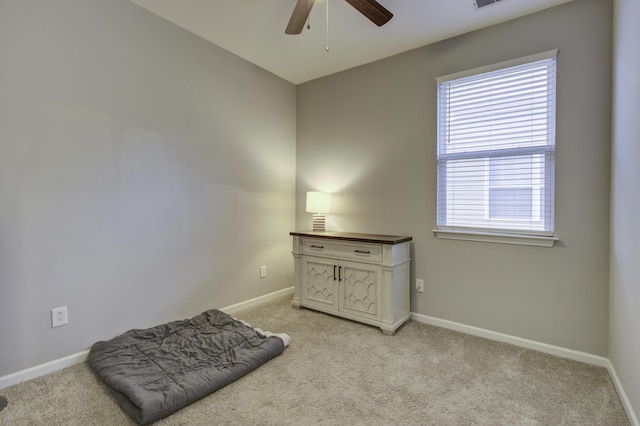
339, 260, 381, 321
302, 256, 339, 311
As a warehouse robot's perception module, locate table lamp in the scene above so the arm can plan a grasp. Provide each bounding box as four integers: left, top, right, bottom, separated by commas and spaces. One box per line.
306, 191, 331, 231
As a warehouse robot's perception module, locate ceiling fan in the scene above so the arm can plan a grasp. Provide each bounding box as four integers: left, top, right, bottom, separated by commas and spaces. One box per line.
285, 0, 393, 35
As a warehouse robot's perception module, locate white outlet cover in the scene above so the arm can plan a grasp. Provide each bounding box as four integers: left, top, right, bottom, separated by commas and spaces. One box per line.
51, 306, 68, 328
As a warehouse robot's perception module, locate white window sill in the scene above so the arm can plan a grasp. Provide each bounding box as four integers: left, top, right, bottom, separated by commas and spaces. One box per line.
433, 229, 558, 247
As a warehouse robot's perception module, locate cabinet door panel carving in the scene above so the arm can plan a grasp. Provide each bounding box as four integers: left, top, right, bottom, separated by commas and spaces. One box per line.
340, 261, 380, 321
303, 257, 338, 310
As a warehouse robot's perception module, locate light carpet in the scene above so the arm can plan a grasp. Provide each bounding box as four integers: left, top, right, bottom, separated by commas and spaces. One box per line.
0, 294, 630, 425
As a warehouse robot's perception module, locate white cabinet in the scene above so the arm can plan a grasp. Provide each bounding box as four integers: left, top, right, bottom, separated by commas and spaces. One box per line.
291, 231, 412, 335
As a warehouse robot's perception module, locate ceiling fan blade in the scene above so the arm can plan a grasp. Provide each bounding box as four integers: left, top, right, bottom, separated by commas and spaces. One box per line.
344, 0, 393, 26
285, 0, 316, 34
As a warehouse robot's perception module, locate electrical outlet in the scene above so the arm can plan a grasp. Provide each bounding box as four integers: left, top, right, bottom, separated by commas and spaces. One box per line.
415, 279, 425, 293
51, 306, 68, 328
260, 265, 267, 278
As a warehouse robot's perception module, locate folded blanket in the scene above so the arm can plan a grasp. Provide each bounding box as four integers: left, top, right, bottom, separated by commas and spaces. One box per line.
88, 309, 289, 424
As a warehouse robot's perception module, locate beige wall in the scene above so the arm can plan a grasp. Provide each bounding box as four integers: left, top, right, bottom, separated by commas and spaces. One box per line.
610, 0, 640, 418
0, 0, 296, 376
296, 0, 613, 355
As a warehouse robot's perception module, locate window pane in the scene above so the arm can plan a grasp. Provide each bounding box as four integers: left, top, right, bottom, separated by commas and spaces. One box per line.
442, 158, 487, 228
489, 188, 533, 220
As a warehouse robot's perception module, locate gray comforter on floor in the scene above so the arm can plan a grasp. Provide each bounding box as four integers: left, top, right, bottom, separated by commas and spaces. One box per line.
88, 309, 287, 425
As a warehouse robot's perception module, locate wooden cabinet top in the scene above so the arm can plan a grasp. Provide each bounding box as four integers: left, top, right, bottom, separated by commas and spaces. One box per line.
290, 231, 412, 245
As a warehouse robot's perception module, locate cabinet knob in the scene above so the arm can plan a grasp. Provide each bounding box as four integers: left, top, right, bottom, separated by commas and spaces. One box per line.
310, 245, 324, 249
354, 250, 371, 254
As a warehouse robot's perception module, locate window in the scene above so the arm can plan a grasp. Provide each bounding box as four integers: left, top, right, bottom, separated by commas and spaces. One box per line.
435, 50, 558, 246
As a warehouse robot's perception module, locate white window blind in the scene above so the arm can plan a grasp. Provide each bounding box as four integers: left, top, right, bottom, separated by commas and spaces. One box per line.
436, 50, 557, 237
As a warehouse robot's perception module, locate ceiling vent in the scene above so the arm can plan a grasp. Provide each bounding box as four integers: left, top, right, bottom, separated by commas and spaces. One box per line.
474, 0, 501, 8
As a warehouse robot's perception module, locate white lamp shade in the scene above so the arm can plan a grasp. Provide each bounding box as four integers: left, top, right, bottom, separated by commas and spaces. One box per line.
306, 191, 331, 213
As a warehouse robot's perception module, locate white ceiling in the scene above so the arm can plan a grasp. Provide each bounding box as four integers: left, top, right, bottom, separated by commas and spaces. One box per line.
129, 0, 574, 84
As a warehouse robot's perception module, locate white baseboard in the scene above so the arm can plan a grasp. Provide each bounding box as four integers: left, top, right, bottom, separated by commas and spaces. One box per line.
411, 313, 638, 426
606, 359, 640, 426
0, 350, 89, 390
0, 287, 295, 391
220, 286, 294, 315
411, 312, 609, 366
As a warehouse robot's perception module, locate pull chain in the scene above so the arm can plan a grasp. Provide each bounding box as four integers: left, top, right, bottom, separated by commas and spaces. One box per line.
325, 0, 330, 51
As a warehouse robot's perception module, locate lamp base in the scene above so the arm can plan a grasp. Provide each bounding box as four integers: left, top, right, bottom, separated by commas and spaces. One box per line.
311, 214, 326, 231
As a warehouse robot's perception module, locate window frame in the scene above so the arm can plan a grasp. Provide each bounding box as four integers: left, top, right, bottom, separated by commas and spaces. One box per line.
433, 50, 559, 247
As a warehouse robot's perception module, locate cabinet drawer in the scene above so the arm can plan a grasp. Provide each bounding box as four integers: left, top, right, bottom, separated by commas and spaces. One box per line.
302, 238, 382, 262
